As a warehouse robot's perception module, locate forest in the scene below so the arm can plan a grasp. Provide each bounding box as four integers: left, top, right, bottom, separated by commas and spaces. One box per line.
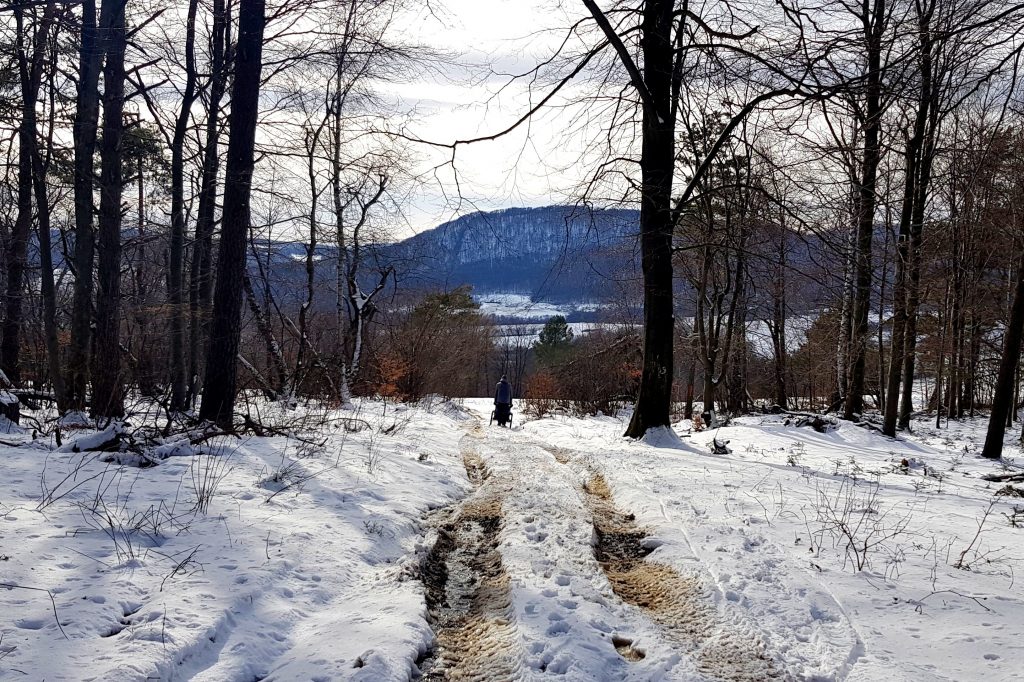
1, 0, 1024, 450
3, 0, 1024, 454
4, 1, 1024, 679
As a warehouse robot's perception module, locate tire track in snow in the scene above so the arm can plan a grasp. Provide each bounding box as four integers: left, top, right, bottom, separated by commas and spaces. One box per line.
581, 470, 784, 681
477, 431, 688, 679
419, 433, 523, 681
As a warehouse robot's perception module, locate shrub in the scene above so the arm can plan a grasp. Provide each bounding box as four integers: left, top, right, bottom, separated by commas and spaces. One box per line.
523, 371, 559, 419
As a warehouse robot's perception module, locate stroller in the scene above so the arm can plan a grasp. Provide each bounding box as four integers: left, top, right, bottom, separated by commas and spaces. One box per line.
490, 402, 513, 428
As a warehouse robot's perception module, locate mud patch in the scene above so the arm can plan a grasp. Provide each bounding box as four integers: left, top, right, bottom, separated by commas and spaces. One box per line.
537, 443, 572, 465
584, 473, 783, 680
461, 441, 486, 484
612, 635, 646, 662
550, 448, 572, 465
418, 439, 520, 681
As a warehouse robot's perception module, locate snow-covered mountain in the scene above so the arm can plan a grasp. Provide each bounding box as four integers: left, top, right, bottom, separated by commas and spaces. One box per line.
387, 206, 639, 300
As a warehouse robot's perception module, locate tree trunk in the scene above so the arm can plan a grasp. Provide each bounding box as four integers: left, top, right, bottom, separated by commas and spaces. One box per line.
91, 0, 127, 418
168, 0, 201, 412
877, 201, 892, 414
684, 357, 696, 419
66, 0, 106, 412
883, 38, 931, 434
934, 282, 949, 429
701, 370, 716, 422
947, 266, 964, 419
898, 91, 939, 429
771, 299, 788, 409
983, 255, 1024, 459
844, 0, 885, 421
1, 4, 51, 385
242, 272, 288, 397
898, 222, 924, 428
619, 1, 675, 438
199, 0, 266, 427
187, 0, 229, 407
31, 1, 64, 409
726, 317, 747, 414
835, 222, 855, 406
294, 127, 321, 395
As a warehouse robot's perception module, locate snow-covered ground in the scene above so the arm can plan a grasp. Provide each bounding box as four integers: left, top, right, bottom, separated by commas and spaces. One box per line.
521, 409, 1024, 681
3, 398, 1024, 680
476, 293, 607, 321
0, 400, 473, 680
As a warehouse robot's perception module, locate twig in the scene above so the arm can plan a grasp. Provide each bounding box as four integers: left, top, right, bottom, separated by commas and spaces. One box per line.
954, 498, 998, 570
0, 583, 69, 640
912, 589, 992, 613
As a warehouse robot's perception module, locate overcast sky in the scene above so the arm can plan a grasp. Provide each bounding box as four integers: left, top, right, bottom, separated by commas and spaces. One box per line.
388, 1, 604, 236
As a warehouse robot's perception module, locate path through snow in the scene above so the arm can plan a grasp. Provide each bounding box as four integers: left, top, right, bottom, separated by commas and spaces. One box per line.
6, 400, 1017, 680
421, 413, 857, 680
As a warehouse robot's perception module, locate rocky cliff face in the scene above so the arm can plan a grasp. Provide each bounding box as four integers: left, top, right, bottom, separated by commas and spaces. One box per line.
389, 206, 639, 299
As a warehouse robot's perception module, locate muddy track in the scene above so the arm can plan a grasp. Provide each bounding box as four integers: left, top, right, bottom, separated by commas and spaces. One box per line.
583, 472, 785, 681
418, 436, 520, 681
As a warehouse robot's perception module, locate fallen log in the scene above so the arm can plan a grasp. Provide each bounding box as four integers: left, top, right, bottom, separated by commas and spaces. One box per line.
56, 423, 124, 453
981, 472, 1024, 483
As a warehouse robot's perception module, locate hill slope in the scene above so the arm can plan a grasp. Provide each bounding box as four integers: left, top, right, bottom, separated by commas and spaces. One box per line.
387, 206, 640, 300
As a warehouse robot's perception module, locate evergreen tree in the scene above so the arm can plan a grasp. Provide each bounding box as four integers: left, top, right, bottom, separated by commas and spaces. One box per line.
534, 315, 574, 366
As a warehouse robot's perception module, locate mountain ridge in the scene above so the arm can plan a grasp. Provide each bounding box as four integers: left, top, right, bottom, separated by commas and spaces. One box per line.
387, 205, 640, 300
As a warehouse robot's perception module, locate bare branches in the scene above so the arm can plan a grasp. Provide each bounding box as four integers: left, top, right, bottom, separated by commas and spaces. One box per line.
0, 583, 69, 640
582, 0, 658, 117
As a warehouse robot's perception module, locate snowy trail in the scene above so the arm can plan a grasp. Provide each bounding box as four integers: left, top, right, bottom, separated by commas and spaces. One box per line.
473, 426, 691, 680
580, 469, 780, 680
521, 428, 865, 681
422, 414, 852, 680
419, 431, 524, 680
8, 402, 1022, 680
517, 411, 1024, 681
578, 447, 865, 682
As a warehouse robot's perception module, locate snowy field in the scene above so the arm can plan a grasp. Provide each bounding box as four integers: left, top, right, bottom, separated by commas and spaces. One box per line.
2, 399, 1024, 680
0, 400, 474, 680
475, 293, 607, 321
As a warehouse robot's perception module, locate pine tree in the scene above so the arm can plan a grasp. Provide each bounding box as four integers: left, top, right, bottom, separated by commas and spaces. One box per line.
534, 315, 574, 366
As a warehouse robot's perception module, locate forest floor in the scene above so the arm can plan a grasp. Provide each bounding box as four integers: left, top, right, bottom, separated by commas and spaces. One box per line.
1, 399, 1023, 680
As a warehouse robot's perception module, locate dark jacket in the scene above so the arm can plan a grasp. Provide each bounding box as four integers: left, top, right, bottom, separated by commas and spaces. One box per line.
495, 379, 512, 405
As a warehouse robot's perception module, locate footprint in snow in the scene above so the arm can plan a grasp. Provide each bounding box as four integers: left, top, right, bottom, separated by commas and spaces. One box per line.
15, 618, 46, 630
547, 621, 570, 636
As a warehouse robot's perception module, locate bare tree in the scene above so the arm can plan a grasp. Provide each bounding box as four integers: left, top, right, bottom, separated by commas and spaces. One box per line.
66, 0, 106, 412
984, 249, 1024, 459
841, 0, 889, 421
199, 0, 267, 427
580, 0, 831, 436
90, 0, 128, 418
31, 0, 65, 409
1, 0, 56, 386
166, 0, 202, 412
187, 0, 231, 406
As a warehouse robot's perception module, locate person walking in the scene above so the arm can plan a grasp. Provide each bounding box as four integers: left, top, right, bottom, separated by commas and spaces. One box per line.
494, 374, 513, 426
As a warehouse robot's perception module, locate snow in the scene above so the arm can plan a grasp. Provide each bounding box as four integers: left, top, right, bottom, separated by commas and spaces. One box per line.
745, 315, 816, 359
0, 400, 471, 681
55, 422, 124, 453
476, 293, 607, 321
521, 409, 1024, 681
640, 425, 692, 450
3, 397, 1024, 680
